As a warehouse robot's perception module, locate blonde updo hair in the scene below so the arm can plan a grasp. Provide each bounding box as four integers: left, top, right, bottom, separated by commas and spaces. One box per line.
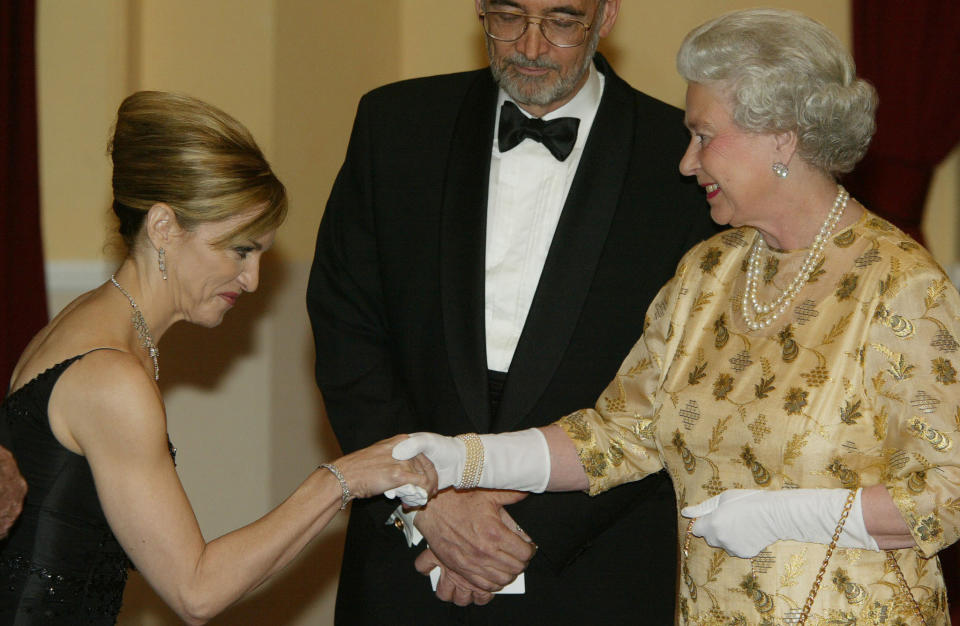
676, 8, 877, 176
109, 91, 287, 251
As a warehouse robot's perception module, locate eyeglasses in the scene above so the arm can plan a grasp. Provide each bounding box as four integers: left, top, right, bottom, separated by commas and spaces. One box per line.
479, 11, 593, 48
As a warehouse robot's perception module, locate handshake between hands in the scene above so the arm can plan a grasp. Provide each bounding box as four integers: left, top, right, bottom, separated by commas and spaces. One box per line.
375, 430, 550, 605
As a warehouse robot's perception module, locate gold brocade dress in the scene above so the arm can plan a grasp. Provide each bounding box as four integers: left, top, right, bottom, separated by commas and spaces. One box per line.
558, 210, 960, 625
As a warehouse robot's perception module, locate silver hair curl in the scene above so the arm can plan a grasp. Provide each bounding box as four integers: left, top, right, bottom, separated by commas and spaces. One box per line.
676, 8, 877, 176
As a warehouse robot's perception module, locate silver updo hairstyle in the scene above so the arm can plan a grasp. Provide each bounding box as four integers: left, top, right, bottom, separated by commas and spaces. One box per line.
676, 8, 877, 176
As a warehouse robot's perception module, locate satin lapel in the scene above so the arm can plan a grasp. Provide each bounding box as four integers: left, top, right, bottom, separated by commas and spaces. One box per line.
440, 71, 498, 432
493, 65, 636, 431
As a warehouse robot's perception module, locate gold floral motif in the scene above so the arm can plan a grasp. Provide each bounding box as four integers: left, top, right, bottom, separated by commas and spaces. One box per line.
700, 247, 722, 273
839, 399, 863, 425
914, 514, 943, 542
607, 438, 625, 467
713, 373, 734, 399
741, 445, 771, 486
800, 365, 829, 387
907, 417, 952, 452
674, 431, 697, 473
739, 575, 774, 614
827, 458, 861, 489
691, 291, 714, 313
822, 313, 852, 345
806, 256, 826, 283
603, 394, 625, 413
886, 352, 915, 381
713, 314, 729, 349
778, 325, 799, 362
688, 361, 707, 385
832, 568, 867, 604
560, 411, 591, 441
907, 470, 927, 493
625, 356, 652, 376
925, 279, 948, 309
931, 357, 957, 384
754, 375, 775, 399
708, 416, 731, 454
578, 448, 608, 478
888, 315, 916, 338
762, 256, 778, 284
779, 548, 806, 588
633, 417, 656, 440
874, 302, 890, 322
835, 272, 859, 300
783, 387, 808, 415
702, 475, 724, 496
873, 404, 887, 441
783, 431, 810, 466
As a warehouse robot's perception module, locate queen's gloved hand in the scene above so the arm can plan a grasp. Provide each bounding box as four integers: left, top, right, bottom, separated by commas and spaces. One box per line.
388, 429, 551, 507
680, 488, 880, 558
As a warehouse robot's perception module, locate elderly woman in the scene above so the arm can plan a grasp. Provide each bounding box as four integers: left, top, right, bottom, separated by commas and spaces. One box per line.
0, 91, 435, 624
396, 9, 960, 624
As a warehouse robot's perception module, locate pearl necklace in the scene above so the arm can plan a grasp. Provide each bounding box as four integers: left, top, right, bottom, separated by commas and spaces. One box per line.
741, 185, 849, 331
110, 275, 160, 380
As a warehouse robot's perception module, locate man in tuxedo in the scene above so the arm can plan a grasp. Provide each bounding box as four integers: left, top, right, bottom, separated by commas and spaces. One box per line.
308, 0, 716, 622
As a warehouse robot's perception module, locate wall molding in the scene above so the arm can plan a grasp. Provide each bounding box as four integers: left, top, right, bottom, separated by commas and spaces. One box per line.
45, 260, 114, 292
46, 259, 960, 298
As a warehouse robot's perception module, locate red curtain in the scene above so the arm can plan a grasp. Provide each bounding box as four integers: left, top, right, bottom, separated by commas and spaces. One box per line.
0, 0, 47, 391
844, 0, 960, 245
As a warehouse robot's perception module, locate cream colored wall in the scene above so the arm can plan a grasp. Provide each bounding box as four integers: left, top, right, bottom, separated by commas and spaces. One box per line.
35, 1, 960, 625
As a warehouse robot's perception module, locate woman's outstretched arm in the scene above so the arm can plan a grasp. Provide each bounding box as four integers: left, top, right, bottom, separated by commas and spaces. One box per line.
52, 350, 434, 625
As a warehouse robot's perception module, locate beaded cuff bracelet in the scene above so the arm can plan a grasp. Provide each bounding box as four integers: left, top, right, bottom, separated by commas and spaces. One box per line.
455, 433, 484, 490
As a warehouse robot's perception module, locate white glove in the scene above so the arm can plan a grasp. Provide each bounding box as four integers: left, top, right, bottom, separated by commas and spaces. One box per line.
680, 488, 880, 558
383, 483, 429, 507
391, 429, 551, 495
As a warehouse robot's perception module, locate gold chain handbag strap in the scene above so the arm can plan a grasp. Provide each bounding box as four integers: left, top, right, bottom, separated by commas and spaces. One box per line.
785, 489, 858, 625
885, 550, 927, 625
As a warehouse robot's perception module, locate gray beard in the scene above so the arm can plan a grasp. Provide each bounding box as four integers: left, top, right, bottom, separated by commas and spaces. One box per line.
487, 26, 602, 109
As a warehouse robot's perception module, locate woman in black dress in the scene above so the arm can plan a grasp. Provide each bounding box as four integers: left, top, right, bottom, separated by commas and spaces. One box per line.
0, 91, 435, 624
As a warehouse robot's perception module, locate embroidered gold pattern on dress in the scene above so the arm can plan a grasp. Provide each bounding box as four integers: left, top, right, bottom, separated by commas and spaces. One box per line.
556, 211, 959, 623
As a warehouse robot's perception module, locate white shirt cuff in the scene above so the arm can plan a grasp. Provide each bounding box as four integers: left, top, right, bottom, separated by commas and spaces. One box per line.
387, 505, 423, 547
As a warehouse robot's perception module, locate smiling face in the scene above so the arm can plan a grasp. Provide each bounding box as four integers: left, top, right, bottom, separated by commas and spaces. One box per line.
479, 0, 618, 117
167, 211, 276, 328
679, 82, 784, 230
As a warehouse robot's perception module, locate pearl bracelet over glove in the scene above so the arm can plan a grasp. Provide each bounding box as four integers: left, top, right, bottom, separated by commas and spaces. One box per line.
390, 429, 551, 506
680, 488, 880, 559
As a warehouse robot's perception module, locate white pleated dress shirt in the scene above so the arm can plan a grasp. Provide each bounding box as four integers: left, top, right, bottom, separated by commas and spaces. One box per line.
485, 63, 605, 372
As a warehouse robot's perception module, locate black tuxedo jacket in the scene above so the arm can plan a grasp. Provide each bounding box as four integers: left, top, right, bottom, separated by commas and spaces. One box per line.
308, 55, 718, 624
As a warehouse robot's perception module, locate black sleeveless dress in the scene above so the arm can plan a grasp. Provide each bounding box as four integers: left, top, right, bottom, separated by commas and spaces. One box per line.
0, 352, 173, 624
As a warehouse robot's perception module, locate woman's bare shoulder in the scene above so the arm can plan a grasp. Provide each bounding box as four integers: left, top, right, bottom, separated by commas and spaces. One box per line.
11, 287, 129, 391
47, 345, 166, 457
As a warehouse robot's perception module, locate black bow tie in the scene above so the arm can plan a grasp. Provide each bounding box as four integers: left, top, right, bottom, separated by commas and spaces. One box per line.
497, 101, 580, 162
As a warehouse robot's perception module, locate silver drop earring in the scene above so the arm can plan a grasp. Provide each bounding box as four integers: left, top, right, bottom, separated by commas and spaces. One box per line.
158, 247, 167, 280
771, 162, 789, 178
